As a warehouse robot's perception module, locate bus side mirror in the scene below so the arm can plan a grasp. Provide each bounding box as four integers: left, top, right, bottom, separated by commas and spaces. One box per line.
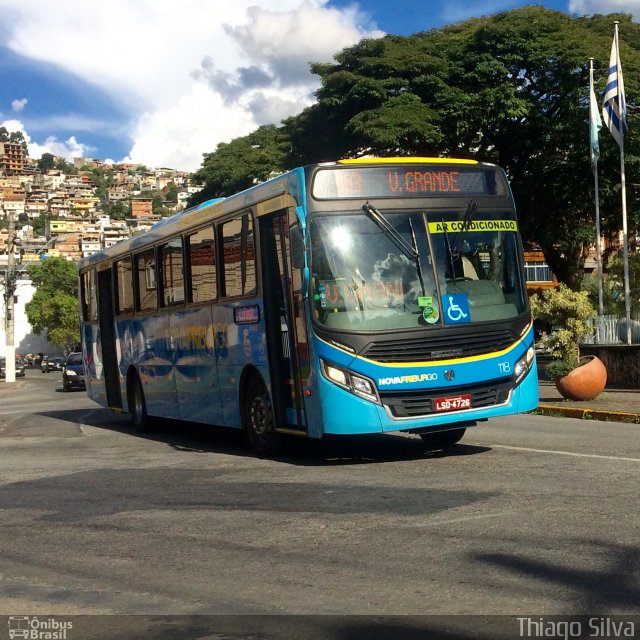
290, 225, 304, 270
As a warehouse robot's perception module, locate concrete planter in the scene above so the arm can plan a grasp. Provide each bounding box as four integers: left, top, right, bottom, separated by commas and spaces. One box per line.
554, 355, 607, 401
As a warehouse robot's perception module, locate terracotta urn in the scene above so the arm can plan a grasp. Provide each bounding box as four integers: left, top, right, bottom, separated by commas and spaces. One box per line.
554, 355, 607, 401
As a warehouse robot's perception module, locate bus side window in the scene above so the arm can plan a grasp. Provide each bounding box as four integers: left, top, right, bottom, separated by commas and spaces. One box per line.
81, 269, 98, 321
135, 249, 157, 312
187, 226, 217, 303
114, 257, 134, 315
221, 213, 256, 297
159, 237, 185, 306
290, 224, 304, 270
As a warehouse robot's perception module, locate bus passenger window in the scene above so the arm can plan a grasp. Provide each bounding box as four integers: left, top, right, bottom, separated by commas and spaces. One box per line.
135, 249, 157, 312
114, 258, 134, 315
159, 238, 185, 306
81, 269, 98, 321
187, 226, 216, 303
222, 214, 256, 297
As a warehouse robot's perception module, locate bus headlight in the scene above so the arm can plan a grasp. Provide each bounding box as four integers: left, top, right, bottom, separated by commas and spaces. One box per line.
320, 359, 380, 404
514, 346, 535, 385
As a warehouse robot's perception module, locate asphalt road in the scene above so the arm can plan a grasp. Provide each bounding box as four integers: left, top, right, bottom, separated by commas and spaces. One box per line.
0, 370, 639, 638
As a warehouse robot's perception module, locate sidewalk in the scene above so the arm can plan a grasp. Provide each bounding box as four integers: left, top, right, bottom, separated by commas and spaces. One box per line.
537, 378, 640, 423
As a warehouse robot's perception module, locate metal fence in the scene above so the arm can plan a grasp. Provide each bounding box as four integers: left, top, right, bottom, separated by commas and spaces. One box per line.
584, 315, 640, 345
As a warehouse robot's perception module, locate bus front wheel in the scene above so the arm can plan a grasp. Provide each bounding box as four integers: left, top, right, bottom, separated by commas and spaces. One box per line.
129, 376, 151, 433
419, 428, 466, 448
244, 377, 279, 456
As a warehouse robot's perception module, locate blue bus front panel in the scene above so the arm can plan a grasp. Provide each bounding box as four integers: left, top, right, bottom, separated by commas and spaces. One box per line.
313, 328, 538, 435
317, 367, 537, 434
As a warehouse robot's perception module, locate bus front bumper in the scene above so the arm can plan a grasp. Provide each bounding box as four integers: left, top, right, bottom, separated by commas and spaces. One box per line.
318, 366, 539, 435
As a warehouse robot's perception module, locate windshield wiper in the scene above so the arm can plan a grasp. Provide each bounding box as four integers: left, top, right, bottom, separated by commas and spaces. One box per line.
450, 199, 478, 256
408, 217, 426, 296
441, 217, 458, 281
362, 202, 417, 261
362, 202, 426, 297
442, 200, 479, 284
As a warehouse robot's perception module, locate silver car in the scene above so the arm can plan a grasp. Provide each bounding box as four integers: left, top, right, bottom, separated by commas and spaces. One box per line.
0, 358, 26, 378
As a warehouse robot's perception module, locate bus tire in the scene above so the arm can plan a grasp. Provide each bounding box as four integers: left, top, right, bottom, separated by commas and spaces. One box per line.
129, 376, 151, 433
244, 376, 279, 456
419, 428, 465, 448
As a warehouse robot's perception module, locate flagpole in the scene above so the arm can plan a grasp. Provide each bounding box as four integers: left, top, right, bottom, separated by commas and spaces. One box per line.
613, 21, 632, 344
595, 154, 604, 319
603, 21, 631, 343
621, 138, 631, 344
590, 58, 604, 322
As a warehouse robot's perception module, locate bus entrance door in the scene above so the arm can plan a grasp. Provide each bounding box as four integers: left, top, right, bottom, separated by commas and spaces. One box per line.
97, 268, 122, 409
260, 210, 308, 433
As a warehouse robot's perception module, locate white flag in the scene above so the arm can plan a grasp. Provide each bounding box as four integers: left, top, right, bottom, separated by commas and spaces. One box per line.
602, 26, 627, 147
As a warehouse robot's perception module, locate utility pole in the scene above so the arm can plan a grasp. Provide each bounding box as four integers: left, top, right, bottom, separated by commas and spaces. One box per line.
4, 209, 16, 383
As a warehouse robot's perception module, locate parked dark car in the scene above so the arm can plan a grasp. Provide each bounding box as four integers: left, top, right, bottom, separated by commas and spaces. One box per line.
42, 356, 65, 373
0, 358, 26, 378
62, 352, 85, 391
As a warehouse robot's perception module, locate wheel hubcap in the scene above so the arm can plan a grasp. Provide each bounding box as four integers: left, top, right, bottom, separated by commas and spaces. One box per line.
250, 393, 272, 436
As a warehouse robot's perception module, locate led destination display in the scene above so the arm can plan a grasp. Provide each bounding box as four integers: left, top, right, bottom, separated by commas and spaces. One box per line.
312, 165, 507, 199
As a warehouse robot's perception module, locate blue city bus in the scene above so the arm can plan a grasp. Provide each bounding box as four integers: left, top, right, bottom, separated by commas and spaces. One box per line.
78, 158, 538, 454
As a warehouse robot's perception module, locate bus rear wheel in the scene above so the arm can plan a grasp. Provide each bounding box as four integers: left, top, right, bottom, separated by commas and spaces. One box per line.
419, 428, 466, 448
129, 376, 151, 433
244, 377, 279, 456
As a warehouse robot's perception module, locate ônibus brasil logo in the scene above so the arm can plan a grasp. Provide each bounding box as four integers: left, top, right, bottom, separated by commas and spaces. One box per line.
8, 616, 73, 640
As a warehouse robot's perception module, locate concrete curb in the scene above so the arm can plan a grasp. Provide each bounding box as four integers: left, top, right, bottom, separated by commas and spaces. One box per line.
536, 403, 640, 423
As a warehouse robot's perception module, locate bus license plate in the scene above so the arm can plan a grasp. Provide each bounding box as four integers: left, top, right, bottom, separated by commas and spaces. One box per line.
434, 394, 471, 412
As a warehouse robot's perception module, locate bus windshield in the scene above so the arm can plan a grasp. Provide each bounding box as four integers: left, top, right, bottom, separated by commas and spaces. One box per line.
309, 208, 526, 331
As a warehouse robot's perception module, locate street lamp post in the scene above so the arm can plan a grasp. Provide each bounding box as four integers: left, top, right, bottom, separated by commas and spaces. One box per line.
3, 209, 16, 383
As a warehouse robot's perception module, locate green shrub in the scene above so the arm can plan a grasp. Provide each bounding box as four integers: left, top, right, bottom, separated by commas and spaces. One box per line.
530, 284, 596, 373
545, 358, 579, 380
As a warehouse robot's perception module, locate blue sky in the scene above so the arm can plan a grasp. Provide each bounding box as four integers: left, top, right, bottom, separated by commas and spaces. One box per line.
0, 0, 636, 171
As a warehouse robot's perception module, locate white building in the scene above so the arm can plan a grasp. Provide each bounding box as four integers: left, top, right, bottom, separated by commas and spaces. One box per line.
0, 276, 59, 358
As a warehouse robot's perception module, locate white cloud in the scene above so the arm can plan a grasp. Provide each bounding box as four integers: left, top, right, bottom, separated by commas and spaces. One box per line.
1, 0, 382, 170
11, 98, 27, 112
1, 119, 95, 160
569, 0, 640, 16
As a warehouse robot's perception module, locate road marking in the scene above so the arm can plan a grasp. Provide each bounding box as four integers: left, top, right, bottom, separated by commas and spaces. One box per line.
479, 443, 640, 463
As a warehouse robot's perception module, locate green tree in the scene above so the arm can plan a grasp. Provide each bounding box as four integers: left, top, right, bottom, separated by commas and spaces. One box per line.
189, 125, 289, 205
164, 184, 179, 203
32, 214, 48, 237
191, 7, 640, 288
604, 253, 640, 315
284, 8, 640, 288
25, 258, 80, 352
54, 157, 77, 174
0, 126, 29, 156
37, 152, 56, 172
103, 200, 128, 219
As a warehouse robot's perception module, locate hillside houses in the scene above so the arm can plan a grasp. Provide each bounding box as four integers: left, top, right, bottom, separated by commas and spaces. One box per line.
0, 150, 201, 265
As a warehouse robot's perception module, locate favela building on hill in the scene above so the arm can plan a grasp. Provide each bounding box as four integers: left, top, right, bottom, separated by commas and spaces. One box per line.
0, 144, 202, 358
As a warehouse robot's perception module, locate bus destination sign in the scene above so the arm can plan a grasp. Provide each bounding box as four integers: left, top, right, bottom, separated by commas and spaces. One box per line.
312, 165, 506, 199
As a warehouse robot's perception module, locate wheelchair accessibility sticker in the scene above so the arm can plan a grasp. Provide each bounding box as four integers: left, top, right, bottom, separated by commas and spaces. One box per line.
442, 293, 470, 324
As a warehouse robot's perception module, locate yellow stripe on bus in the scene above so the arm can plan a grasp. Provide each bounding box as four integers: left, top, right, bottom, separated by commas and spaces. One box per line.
337, 157, 478, 165
317, 322, 532, 368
